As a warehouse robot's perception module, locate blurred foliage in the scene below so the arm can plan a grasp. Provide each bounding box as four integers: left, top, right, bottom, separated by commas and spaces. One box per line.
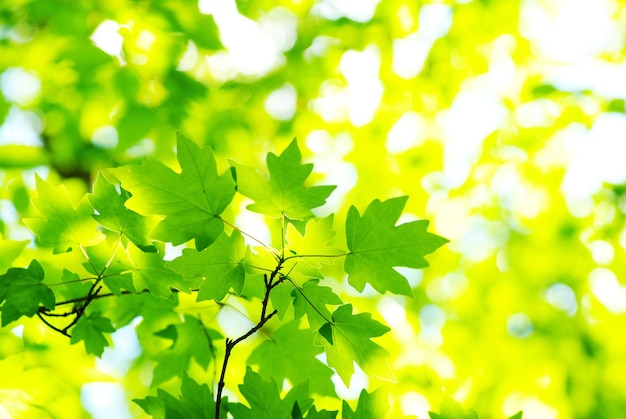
2, 0, 626, 417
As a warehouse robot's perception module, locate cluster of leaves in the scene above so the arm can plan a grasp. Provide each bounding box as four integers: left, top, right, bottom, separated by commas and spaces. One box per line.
1, 134, 447, 417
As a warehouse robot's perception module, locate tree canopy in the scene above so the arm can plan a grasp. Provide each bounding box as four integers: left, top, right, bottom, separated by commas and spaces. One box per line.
2, 0, 626, 418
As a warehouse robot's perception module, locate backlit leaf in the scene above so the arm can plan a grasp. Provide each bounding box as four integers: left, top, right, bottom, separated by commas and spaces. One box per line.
345, 196, 448, 296
318, 304, 393, 385
112, 132, 236, 250
25, 175, 104, 252
166, 231, 248, 301
231, 139, 336, 219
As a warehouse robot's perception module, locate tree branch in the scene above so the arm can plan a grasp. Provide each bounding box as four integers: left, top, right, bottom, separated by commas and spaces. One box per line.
215, 264, 283, 419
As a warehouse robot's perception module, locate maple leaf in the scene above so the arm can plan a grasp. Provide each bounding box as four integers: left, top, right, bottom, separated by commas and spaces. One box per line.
228, 367, 313, 419
69, 311, 115, 357
151, 315, 214, 386
300, 407, 338, 419
24, 175, 104, 252
284, 216, 344, 282
248, 320, 336, 396
0, 260, 54, 326
318, 304, 393, 385
88, 172, 157, 252
112, 132, 236, 250
134, 372, 217, 419
128, 243, 190, 298
342, 388, 389, 419
292, 279, 342, 330
345, 196, 448, 296
230, 139, 336, 219
166, 231, 248, 301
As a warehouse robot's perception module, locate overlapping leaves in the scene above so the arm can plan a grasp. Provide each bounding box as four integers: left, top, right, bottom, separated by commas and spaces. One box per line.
5, 136, 449, 418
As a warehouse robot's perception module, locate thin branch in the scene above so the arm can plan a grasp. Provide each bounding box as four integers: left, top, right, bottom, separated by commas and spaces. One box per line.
37, 312, 71, 337
215, 263, 283, 419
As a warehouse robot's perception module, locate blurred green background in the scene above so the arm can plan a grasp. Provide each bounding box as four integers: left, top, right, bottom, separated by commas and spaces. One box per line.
2, 0, 626, 417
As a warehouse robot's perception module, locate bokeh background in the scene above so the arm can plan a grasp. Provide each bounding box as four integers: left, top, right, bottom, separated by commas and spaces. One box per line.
2, 0, 626, 417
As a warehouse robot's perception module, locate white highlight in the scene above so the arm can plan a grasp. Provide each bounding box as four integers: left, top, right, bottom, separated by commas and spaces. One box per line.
312, 0, 381, 23
0, 106, 43, 146
1, 68, 41, 105
339, 46, 383, 126
392, 4, 453, 79
81, 382, 133, 419
386, 112, 426, 154
92, 125, 119, 149
200, 1, 296, 79
589, 267, 626, 313
264, 83, 297, 121
90, 20, 124, 62
544, 283, 578, 316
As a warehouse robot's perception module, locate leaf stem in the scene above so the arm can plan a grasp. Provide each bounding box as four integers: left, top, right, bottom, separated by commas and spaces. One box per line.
219, 216, 278, 257
283, 276, 334, 325
282, 252, 351, 263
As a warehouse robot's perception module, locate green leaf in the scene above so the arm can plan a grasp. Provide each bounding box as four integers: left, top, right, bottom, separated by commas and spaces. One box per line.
345, 196, 448, 296
0, 260, 54, 326
24, 175, 104, 252
248, 320, 336, 396
428, 396, 479, 419
228, 367, 313, 419
303, 407, 338, 419
318, 304, 393, 385
128, 243, 190, 298
166, 231, 248, 301
292, 279, 342, 330
342, 388, 389, 419
112, 132, 236, 250
88, 172, 157, 252
231, 139, 336, 219
134, 372, 216, 419
284, 216, 344, 282
151, 314, 214, 386
69, 311, 115, 357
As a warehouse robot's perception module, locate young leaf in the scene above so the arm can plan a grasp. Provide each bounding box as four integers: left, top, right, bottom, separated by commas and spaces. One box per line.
24, 175, 104, 252
345, 196, 448, 296
0, 260, 54, 326
166, 231, 248, 301
88, 172, 157, 252
302, 407, 338, 419
342, 388, 389, 419
151, 314, 214, 386
128, 243, 190, 298
228, 367, 313, 419
318, 304, 393, 385
292, 279, 342, 330
248, 320, 336, 396
284, 216, 344, 282
230, 139, 336, 219
134, 372, 216, 419
112, 132, 236, 250
69, 311, 115, 357
341, 388, 389, 419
